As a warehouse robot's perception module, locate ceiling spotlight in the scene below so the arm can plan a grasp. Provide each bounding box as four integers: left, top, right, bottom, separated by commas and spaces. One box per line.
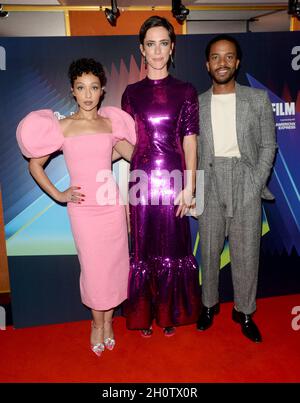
105, 0, 120, 26
172, 0, 189, 23
0, 4, 9, 18
288, 0, 300, 18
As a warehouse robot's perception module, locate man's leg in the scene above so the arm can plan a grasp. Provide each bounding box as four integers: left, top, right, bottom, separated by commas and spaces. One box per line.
198, 187, 226, 309
228, 194, 262, 342
229, 196, 261, 314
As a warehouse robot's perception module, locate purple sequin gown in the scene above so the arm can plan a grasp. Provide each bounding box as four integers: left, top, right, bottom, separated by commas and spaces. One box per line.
122, 75, 201, 329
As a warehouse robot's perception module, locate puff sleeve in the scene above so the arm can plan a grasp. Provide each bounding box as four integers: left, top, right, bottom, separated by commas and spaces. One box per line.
16, 109, 64, 158
98, 106, 136, 146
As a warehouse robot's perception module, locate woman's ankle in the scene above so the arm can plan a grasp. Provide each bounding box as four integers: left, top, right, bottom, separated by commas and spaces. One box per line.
103, 320, 114, 338
91, 321, 104, 345
92, 320, 104, 329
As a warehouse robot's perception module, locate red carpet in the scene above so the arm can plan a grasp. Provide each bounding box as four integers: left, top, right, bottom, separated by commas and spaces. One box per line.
0, 294, 299, 383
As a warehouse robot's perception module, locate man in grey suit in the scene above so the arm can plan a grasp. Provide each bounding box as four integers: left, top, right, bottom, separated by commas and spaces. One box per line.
196, 34, 277, 342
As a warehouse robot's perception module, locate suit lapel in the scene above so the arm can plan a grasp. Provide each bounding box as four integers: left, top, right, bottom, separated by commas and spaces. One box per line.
235, 83, 249, 153
200, 88, 215, 155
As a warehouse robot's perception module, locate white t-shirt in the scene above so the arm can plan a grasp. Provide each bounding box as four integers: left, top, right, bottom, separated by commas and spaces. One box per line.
211, 93, 241, 158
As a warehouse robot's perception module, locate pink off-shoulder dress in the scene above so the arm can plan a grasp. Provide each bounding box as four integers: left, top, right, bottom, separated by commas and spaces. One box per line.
16, 107, 136, 310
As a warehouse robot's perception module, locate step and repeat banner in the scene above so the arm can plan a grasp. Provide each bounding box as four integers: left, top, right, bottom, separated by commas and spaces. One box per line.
0, 31, 299, 327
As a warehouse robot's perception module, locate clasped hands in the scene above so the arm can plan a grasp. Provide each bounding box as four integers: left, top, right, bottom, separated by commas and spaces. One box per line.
175, 188, 196, 218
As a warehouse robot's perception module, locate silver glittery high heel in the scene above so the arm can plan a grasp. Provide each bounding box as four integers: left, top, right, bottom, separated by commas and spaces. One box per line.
104, 320, 116, 351
90, 321, 105, 357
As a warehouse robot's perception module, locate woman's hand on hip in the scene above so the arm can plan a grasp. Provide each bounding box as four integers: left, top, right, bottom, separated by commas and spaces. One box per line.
56, 186, 85, 204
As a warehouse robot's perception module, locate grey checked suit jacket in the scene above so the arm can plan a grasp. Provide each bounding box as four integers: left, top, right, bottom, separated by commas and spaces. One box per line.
197, 82, 277, 213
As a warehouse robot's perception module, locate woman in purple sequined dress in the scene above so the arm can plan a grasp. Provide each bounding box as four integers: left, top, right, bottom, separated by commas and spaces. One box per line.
122, 16, 201, 336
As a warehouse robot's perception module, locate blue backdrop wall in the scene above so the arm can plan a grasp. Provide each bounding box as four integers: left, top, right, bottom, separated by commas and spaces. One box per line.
0, 31, 299, 328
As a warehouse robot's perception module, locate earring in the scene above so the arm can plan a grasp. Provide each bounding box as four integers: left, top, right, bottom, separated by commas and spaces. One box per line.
170, 54, 175, 68
144, 56, 147, 65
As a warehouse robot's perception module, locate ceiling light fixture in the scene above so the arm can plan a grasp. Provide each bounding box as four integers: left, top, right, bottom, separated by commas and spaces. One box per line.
0, 4, 9, 18
105, 0, 120, 26
172, 0, 189, 23
288, 0, 300, 18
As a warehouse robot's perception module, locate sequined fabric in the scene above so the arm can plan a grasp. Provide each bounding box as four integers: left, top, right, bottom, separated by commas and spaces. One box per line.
122, 75, 201, 329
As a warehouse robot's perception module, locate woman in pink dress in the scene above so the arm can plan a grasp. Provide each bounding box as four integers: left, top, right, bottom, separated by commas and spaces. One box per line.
16, 58, 136, 357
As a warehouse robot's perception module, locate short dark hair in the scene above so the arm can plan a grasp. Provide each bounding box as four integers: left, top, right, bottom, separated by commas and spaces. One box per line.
205, 34, 242, 61
139, 15, 176, 45
68, 58, 107, 88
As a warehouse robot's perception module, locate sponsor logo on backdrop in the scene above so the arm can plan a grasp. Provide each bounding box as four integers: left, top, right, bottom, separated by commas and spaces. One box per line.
0, 46, 6, 71
247, 73, 297, 133
291, 46, 300, 71
272, 102, 295, 116
272, 102, 296, 131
